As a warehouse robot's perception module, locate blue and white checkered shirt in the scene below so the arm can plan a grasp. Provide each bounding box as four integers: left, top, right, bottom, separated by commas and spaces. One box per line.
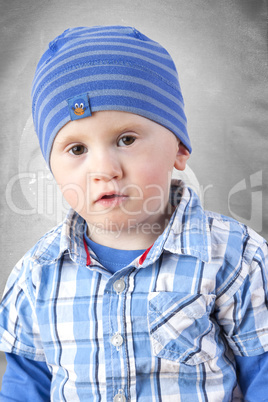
0, 181, 268, 401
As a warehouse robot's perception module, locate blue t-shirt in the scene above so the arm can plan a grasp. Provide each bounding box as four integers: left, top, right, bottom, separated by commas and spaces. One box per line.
84, 226, 146, 273
1, 234, 268, 400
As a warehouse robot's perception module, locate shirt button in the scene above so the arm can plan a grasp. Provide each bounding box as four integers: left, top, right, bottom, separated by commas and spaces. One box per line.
113, 279, 125, 294
113, 392, 126, 402
111, 333, 124, 347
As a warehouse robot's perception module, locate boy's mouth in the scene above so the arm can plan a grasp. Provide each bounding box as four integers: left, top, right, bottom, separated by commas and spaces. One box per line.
101, 194, 121, 199
95, 192, 128, 206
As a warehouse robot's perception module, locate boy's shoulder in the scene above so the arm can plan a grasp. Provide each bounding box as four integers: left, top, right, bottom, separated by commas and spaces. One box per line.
204, 208, 265, 246
23, 209, 85, 266
28, 221, 64, 263
2, 210, 86, 305
202, 207, 267, 269
179, 182, 265, 246
167, 182, 266, 271
177, 183, 266, 265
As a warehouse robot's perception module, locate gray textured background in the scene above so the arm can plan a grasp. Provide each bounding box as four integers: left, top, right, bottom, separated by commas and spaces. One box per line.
0, 0, 267, 385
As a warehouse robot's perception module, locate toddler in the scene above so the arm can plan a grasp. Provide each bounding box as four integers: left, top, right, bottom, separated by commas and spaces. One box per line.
0, 26, 268, 401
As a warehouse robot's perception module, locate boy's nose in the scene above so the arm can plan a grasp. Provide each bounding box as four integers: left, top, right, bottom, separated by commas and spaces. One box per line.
88, 150, 123, 182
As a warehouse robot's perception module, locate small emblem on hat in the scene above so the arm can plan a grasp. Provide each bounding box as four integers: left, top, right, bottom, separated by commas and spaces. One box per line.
68, 93, 92, 120
73, 100, 87, 116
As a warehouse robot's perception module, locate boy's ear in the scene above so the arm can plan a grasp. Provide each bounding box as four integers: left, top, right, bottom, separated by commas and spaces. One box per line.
174, 143, 190, 171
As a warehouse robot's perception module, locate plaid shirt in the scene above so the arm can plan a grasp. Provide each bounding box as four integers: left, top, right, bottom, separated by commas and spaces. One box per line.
0, 181, 268, 401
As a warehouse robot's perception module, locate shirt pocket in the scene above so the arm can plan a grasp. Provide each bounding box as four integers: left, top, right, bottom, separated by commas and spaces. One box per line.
148, 291, 219, 366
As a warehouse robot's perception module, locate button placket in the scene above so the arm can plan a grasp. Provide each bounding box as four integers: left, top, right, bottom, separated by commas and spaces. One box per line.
107, 278, 128, 401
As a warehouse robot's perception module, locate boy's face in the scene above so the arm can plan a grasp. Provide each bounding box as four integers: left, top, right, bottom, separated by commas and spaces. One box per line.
50, 111, 189, 246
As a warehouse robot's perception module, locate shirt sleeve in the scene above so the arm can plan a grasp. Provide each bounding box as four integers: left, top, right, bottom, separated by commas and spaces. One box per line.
0, 353, 51, 401
0, 257, 45, 361
215, 240, 268, 357
235, 352, 268, 401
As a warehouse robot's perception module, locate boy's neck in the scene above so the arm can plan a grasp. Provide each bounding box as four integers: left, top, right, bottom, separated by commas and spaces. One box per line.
86, 208, 174, 250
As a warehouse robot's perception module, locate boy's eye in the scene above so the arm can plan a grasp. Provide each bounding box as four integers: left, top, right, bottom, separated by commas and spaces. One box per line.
68, 145, 87, 155
118, 136, 136, 147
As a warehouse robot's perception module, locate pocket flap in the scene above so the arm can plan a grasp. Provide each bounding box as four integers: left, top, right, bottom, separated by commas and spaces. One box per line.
148, 292, 218, 365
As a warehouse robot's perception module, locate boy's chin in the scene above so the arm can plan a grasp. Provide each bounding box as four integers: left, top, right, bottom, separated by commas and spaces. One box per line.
85, 211, 172, 243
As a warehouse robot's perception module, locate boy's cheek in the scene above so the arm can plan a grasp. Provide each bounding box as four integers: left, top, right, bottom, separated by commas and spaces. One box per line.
58, 182, 88, 213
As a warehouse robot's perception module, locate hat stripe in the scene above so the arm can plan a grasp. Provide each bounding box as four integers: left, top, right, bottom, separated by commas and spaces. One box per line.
32, 28, 177, 91
32, 44, 179, 104
34, 35, 173, 80
45, 114, 70, 163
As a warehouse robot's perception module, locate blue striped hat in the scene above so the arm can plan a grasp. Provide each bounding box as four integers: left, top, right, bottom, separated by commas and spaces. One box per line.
32, 26, 191, 166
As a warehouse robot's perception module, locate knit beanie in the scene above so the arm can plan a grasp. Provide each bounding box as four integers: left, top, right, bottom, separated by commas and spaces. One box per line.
31, 25, 191, 166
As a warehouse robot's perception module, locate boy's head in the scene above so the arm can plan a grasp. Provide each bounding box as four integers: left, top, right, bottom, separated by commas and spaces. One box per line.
32, 26, 191, 245
31, 25, 191, 167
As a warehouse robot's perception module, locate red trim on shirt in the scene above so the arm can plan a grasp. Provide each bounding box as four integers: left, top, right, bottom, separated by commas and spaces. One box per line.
139, 244, 153, 265
83, 236, 91, 266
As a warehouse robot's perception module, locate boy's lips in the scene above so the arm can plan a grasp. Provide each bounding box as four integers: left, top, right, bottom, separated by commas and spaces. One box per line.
94, 191, 128, 206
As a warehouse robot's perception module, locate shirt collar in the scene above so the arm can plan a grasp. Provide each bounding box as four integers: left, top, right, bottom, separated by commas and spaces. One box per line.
59, 209, 87, 264
142, 181, 212, 265
32, 209, 87, 265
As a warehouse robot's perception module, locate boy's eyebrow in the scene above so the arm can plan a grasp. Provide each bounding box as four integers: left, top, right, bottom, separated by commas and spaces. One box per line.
53, 133, 81, 145
55, 122, 143, 145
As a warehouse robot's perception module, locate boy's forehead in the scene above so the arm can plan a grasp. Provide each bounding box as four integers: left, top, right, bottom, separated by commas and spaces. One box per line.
55, 110, 173, 140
